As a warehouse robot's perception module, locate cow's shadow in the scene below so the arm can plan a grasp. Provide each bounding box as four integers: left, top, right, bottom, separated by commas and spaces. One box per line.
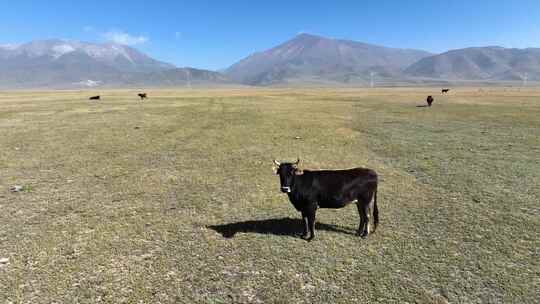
207, 217, 356, 238
416, 105, 429, 108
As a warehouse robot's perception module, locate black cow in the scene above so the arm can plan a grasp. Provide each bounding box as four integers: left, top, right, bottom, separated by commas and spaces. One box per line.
427, 95, 434, 107
442, 89, 450, 94
138, 93, 147, 100
273, 159, 379, 241
89, 95, 100, 100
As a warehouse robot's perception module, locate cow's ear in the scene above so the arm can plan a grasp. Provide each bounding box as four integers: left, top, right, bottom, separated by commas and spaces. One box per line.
294, 169, 304, 176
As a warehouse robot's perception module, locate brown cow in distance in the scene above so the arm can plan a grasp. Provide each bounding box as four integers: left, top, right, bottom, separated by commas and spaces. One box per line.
89, 95, 100, 100
138, 93, 147, 100
442, 89, 450, 94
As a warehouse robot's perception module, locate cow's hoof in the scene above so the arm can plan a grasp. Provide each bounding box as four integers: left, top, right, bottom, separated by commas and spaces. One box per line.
358, 231, 368, 238
301, 234, 314, 242
300, 234, 309, 240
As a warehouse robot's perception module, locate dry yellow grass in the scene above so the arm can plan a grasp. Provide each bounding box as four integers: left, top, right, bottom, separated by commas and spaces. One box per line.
0, 88, 538, 303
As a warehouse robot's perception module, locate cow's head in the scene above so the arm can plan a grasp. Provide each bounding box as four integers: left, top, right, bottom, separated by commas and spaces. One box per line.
273, 158, 302, 193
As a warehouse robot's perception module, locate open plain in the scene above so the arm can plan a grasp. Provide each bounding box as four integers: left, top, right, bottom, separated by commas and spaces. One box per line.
1, 88, 539, 303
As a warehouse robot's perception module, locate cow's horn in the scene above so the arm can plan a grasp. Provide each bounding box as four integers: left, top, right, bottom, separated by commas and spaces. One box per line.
295, 158, 300, 165
273, 160, 281, 166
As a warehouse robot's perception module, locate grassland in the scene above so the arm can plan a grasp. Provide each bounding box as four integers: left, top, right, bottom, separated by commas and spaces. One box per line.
0, 88, 538, 303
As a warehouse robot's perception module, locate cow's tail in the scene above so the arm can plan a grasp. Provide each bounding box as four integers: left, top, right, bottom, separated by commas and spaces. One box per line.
372, 185, 379, 232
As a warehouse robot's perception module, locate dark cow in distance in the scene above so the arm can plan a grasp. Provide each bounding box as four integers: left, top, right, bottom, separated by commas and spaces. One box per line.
442, 89, 450, 94
427, 95, 434, 107
273, 159, 379, 241
138, 93, 147, 100
89, 95, 100, 100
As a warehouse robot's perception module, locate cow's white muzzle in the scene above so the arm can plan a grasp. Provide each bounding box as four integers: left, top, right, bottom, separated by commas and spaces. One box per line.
281, 187, 291, 193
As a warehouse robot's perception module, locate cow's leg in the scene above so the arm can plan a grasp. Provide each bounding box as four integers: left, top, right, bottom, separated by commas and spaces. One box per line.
362, 203, 371, 237
300, 212, 309, 239
305, 206, 317, 241
356, 196, 371, 238
356, 201, 367, 237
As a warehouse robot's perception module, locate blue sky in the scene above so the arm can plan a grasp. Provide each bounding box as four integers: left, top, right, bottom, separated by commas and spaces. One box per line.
1, 0, 539, 70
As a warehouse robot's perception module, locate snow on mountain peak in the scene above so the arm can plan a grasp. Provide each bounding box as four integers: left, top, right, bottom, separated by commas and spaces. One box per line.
79, 43, 134, 63
52, 44, 76, 58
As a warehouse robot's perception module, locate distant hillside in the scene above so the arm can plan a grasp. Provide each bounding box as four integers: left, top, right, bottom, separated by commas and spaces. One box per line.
225, 33, 433, 85
405, 46, 540, 81
123, 67, 232, 87
0, 40, 230, 88
0, 39, 175, 72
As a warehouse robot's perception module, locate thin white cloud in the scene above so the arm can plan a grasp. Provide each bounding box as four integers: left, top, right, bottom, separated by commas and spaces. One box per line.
175, 32, 182, 39
102, 30, 148, 46
83, 26, 94, 33
0, 43, 20, 50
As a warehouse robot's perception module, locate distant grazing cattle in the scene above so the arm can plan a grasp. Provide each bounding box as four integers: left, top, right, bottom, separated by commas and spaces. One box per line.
138, 93, 147, 100
89, 95, 100, 100
442, 89, 450, 94
273, 159, 379, 241
427, 95, 434, 107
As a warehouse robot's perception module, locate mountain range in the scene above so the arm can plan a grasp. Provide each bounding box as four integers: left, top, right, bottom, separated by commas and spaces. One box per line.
0, 40, 227, 88
225, 33, 433, 85
405, 46, 540, 81
0, 34, 538, 88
